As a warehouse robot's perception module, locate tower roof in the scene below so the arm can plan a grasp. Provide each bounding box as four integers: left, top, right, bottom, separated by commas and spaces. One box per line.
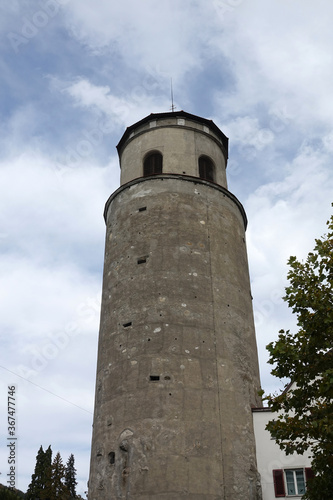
116, 110, 229, 157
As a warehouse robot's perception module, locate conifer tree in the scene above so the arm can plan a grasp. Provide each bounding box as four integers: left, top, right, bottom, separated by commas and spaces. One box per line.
41, 445, 53, 500
26, 445, 44, 499
65, 454, 77, 498
26, 446, 80, 499
26, 445, 52, 500
51, 452, 68, 499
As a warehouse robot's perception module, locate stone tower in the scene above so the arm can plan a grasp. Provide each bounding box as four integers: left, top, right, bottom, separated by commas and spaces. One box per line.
88, 111, 262, 499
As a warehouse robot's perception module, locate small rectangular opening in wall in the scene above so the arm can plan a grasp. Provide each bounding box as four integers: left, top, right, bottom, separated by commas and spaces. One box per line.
108, 452, 115, 465
137, 257, 147, 265
149, 375, 160, 381
123, 322, 132, 328
138, 206, 147, 212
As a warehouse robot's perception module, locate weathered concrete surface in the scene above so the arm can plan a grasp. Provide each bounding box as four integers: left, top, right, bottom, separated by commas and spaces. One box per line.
89, 114, 262, 499
118, 114, 228, 188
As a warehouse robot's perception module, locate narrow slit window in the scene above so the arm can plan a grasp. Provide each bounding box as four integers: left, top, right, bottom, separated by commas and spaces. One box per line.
108, 452, 115, 465
144, 152, 163, 176
123, 322, 132, 328
149, 375, 160, 381
199, 156, 215, 182
137, 257, 147, 265
138, 206, 147, 212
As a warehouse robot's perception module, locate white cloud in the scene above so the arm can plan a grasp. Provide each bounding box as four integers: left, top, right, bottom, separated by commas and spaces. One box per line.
0, 152, 112, 264
223, 116, 274, 150
64, 0, 212, 77
211, 0, 333, 132
322, 130, 333, 153
51, 75, 173, 136
245, 139, 333, 393
0, 151, 106, 494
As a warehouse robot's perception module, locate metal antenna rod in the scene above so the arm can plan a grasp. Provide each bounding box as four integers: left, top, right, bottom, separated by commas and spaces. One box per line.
171, 78, 176, 112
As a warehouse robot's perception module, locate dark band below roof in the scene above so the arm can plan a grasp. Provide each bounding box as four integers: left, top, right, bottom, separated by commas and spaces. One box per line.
116, 110, 229, 158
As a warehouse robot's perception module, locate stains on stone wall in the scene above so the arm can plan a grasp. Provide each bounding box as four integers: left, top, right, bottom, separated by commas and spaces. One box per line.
89, 113, 261, 498
89, 178, 261, 499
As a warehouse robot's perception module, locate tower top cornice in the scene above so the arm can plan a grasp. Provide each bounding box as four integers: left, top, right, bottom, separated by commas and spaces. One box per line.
116, 110, 229, 158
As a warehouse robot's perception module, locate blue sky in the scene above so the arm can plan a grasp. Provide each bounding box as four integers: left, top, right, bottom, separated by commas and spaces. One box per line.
1, 0, 333, 495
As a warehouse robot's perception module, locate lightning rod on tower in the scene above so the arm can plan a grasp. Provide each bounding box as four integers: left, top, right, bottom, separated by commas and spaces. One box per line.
170, 78, 176, 112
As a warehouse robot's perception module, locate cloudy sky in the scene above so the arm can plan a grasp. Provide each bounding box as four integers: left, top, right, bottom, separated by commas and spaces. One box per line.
0, 0, 332, 495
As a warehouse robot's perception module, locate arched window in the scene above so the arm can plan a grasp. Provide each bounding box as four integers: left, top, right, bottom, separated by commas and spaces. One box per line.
143, 152, 163, 177
199, 156, 215, 182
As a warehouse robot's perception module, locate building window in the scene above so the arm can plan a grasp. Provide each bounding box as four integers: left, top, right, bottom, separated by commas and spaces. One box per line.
198, 156, 215, 182
285, 470, 306, 496
273, 468, 313, 497
143, 152, 162, 176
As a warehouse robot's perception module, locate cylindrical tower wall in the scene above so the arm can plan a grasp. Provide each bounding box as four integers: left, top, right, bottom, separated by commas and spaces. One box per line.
118, 115, 228, 188
89, 114, 262, 500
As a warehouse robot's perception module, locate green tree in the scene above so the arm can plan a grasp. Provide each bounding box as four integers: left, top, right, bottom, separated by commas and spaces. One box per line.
51, 452, 68, 499
64, 454, 77, 498
0, 484, 25, 499
265, 211, 333, 499
42, 445, 53, 500
26, 445, 52, 500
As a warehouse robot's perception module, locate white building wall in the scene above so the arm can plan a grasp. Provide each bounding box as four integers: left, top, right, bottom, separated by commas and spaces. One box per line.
253, 409, 312, 499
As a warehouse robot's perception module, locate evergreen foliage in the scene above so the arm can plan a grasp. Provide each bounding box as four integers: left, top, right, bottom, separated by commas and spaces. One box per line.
0, 485, 25, 499
26, 445, 52, 500
43, 446, 53, 500
51, 452, 68, 499
64, 454, 77, 498
26, 446, 81, 499
264, 210, 333, 499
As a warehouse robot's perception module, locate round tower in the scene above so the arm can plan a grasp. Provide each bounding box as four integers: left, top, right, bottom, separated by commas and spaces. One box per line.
89, 111, 262, 499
